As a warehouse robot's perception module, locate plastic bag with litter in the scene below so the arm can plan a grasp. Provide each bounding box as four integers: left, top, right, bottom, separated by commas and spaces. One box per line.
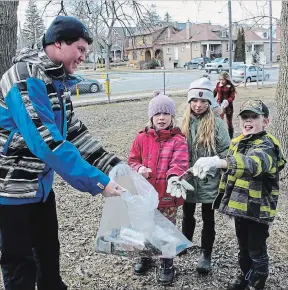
95, 164, 192, 258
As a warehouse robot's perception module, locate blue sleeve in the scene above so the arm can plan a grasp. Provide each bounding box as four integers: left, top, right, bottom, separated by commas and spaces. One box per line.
5, 77, 109, 195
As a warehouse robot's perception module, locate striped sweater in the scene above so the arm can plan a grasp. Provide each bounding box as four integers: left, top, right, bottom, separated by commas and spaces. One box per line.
0, 48, 121, 205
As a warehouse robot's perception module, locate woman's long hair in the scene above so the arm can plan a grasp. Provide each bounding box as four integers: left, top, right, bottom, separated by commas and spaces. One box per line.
181, 104, 216, 154
219, 71, 236, 91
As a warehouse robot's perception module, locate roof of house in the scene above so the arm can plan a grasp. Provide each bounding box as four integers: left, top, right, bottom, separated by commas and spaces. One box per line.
130, 25, 180, 36
113, 27, 137, 37
244, 29, 277, 42
162, 23, 235, 44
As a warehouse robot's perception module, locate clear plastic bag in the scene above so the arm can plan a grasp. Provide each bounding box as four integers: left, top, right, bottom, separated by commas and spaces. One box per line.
95, 164, 192, 258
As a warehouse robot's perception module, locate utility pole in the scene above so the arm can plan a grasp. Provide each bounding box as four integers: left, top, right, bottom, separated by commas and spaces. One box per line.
228, 0, 233, 76
269, 0, 273, 67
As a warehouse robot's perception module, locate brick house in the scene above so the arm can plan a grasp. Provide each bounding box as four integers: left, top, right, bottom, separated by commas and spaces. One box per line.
125, 26, 180, 66
126, 22, 236, 69
159, 22, 236, 69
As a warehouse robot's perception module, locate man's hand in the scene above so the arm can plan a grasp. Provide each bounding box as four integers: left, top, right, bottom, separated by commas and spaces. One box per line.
192, 156, 223, 179
102, 180, 126, 197
166, 176, 194, 200
138, 166, 152, 179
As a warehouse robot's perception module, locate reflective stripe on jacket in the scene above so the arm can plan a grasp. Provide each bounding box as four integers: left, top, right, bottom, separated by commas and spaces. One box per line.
128, 127, 189, 208
213, 131, 286, 224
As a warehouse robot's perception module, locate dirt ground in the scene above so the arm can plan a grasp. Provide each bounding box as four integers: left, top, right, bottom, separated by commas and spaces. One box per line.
1, 86, 287, 290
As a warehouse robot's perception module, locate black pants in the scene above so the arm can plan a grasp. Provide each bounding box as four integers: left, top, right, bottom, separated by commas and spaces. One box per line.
235, 217, 269, 289
182, 202, 215, 253
0, 191, 67, 290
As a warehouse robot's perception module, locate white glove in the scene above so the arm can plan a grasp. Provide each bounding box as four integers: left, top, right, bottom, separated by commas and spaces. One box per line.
138, 166, 152, 179
102, 180, 126, 197
192, 156, 222, 179
221, 99, 229, 109
166, 176, 195, 200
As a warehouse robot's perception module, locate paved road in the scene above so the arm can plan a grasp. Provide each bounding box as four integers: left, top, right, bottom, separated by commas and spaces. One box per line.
71, 68, 279, 102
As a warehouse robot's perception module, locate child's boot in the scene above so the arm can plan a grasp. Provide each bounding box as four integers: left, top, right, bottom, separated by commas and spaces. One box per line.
133, 257, 152, 275
157, 258, 175, 286
249, 270, 268, 290
227, 272, 249, 290
196, 250, 212, 274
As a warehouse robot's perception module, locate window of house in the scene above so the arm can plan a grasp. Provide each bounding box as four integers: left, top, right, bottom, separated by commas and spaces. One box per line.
226, 43, 235, 52
263, 32, 268, 38
182, 46, 185, 52
186, 44, 190, 49
221, 30, 227, 37
133, 51, 137, 60
142, 36, 146, 44
210, 45, 214, 52
194, 44, 198, 51
167, 47, 171, 54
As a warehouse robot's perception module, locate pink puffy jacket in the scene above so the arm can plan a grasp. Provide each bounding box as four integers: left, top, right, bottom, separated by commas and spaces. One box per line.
128, 127, 189, 208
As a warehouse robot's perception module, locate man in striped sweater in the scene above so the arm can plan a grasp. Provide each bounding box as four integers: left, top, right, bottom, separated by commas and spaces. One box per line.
0, 16, 124, 290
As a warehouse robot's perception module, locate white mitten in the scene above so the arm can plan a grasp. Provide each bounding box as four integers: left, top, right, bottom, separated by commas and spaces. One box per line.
138, 166, 152, 179
221, 99, 229, 109
166, 176, 194, 200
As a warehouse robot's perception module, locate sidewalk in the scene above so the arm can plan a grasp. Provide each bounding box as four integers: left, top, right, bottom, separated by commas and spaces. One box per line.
72, 81, 277, 108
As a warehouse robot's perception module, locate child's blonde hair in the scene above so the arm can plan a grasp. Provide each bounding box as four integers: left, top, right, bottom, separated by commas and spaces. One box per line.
181, 104, 216, 154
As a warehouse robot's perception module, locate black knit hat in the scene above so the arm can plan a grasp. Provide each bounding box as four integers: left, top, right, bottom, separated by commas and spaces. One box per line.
43, 16, 93, 46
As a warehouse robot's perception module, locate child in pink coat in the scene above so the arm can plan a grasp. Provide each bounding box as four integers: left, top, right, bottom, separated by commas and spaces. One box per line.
128, 92, 193, 286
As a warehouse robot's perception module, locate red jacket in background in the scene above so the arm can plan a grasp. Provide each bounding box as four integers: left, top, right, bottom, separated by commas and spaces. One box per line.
128, 127, 189, 208
214, 82, 236, 106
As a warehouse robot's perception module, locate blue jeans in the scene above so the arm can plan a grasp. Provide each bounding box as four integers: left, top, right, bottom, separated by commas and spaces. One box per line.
0, 191, 67, 290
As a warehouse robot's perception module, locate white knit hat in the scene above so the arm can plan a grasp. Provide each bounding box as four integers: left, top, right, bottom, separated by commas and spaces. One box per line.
187, 77, 217, 107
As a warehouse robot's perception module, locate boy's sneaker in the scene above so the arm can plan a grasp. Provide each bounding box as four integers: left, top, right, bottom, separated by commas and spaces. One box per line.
227, 273, 249, 290
133, 257, 152, 275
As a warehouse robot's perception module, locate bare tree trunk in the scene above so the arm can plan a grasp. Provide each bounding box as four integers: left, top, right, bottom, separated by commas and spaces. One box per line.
105, 33, 112, 70
0, 1, 19, 78
273, 2, 288, 180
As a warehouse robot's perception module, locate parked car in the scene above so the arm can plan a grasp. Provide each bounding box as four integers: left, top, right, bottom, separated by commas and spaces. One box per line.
70, 74, 103, 94
184, 57, 211, 70
232, 65, 270, 83
205, 57, 229, 73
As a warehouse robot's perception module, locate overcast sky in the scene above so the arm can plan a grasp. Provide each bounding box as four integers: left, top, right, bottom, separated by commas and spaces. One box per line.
18, 0, 282, 28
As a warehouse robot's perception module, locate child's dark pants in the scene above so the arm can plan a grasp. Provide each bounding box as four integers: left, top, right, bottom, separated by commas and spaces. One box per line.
234, 217, 269, 289
0, 191, 67, 290
182, 202, 215, 253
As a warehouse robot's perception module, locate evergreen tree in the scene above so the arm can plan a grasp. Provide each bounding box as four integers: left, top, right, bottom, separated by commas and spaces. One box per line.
234, 28, 245, 62
141, 4, 162, 28
163, 12, 172, 24
22, 0, 45, 47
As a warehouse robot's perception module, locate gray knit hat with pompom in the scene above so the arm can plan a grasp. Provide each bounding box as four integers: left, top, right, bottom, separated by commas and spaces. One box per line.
148, 91, 176, 119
